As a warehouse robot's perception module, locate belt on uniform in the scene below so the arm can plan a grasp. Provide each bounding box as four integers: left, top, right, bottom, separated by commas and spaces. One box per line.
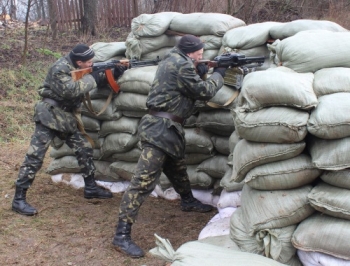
149, 110, 184, 125
42, 98, 74, 112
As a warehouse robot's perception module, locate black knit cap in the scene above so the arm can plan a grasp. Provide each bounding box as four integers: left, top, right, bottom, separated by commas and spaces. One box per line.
177, 34, 204, 54
69, 44, 95, 62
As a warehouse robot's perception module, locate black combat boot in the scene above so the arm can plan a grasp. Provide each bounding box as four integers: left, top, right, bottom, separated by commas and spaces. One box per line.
83, 175, 113, 199
12, 186, 38, 216
180, 192, 213, 212
112, 220, 145, 258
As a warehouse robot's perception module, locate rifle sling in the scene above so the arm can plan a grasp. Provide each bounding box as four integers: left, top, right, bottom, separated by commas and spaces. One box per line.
73, 109, 95, 148
206, 90, 239, 108
82, 90, 113, 117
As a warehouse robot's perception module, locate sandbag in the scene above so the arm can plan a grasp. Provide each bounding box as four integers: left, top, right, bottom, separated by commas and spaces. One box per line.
233, 106, 309, 143
320, 170, 350, 190
269, 19, 348, 40
297, 250, 350, 266
223, 21, 283, 49
184, 128, 214, 154
169, 13, 245, 37
113, 92, 147, 112
99, 117, 139, 137
217, 189, 241, 209
268, 30, 350, 73
210, 135, 230, 155
185, 153, 214, 165
46, 156, 81, 175
81, 115, 101, 131
90, 42, 126, 62
197, 155, 230, 179
111, 147, 141, 162
100, 132, 139, 158
307, 93, 350, 139
292, 213, 350, 260
93, 160, 122, 182
187, 165, 215, 189
238, 67, 317, 112
313, 67, 350, 97
245, 154, 322, 190
231, 139, 305, 183
241, 184, 314, 235
81, 98, 122, 121
308, 181, 350, 220
307, 136, 350, 170
220, 167, 245, 192
196, 109, 235, 136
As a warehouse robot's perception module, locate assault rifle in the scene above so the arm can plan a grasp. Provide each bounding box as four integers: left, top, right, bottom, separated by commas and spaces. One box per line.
195, 53, 265, 75
71, 57, 161, 93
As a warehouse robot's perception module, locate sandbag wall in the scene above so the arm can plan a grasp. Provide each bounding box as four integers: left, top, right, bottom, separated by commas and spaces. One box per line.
227, 21, 350, 266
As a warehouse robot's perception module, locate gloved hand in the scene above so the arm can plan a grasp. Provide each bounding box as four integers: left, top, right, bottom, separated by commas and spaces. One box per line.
114, 65, 128, 79
196, 63, 208, 78
90, 71, 100, 85
213, 67, 227, 78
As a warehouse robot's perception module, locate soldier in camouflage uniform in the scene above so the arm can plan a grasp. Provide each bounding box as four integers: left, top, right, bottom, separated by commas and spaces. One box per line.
112, 35, 227, 258
12, 44, 126, 216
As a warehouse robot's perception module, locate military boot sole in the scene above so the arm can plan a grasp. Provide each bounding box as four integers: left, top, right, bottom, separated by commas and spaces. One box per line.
12, 206, 38, 216
181, 206, 213, 213
84, 192, 113, 199
113, 244, 145, 258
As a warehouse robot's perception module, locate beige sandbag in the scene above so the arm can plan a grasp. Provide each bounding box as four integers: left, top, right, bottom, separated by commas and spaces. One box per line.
268, 30, 350, 73
118, 66, 158, 95
169, 13, 245, 37
308, 181, 350, 220
313, 67, 350, 97
245, 154, 322, 190
131, 12, 180, 37
233, 106, 309, 143
320, 169, 350, 190
292, 213, 350, 260
140, 47, 172, 60
231, 139, 305, 183
90, 42, 126, 62
307, 93, 350, 139
99, 117, 139, 137
241, 184, 315, 235
200, 35, 223, 50
307, 136, 350, 170
238, 67, 317, 112
220, 167, 245, 192
269, 19, 348, 40
223, 21, 283, 49
230, 208, 300, 265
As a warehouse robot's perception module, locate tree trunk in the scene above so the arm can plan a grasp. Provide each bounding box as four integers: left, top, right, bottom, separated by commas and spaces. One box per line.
47, 0, 57, 39
81, 0, 98, 35
21, 0, 33, 65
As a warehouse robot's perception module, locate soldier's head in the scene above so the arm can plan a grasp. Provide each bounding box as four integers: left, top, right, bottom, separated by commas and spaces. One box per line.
69, 44, 95, 69
177, 34, 204, 61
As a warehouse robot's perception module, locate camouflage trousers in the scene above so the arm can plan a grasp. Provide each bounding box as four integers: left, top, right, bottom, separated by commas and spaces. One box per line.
15, 122, 95, 189
118, 142, 192, 224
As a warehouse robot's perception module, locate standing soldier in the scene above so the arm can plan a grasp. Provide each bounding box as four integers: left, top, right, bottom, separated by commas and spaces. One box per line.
12, 44, 126, 216
112, 35, 227, 257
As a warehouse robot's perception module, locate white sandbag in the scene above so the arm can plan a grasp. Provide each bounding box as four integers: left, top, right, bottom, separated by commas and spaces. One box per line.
140, 47, 172, 60
269, 19, 348, 40
96, 180, 130, 194
307, 93, 350, 139
223, 22, 283, 49
245, 154, 322, 190
233, 106, 309, 143
198, 213, 231, 240
238, 67, 317, 112
220, 167, 245, 192
292, 213, 350, 260
241, 184, 314, 235
230, 208, 300, 265
113, 92, 147, 112
99, 117, 139, 137
81, 98, 122, 121
231, 139, 305, 183
118, 66, 158, 95
297, 250, 350, 266
169, 13, 245, 36
320, 170, 350, 190
307, 136, 350, 170
100, 132, 139, 158
197, 155, 230, 179
192, 188, 219, 207
268, 30, 350, 73
149, 234, 286, 266
217, 189, 241, 209
90, 42, 126, 62
198, 234, 239, 250
308, 181, 350, 220
200, 35, 223, 50
152, 185, 180, 201
196, 109, 235, 136
184, 128, 214, 154
313, 67, 350, 97
131, 12, 180, 37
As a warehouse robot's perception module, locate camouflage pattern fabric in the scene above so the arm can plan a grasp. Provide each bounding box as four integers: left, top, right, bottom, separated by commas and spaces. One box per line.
15, 55, 97, 188
119, 142, 191, 223
16, 122, 95, 188
118, 47, 224, 223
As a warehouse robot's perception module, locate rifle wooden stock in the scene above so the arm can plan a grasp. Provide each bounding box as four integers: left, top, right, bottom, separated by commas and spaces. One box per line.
195, 60, 219, 68
71, 68, 93, 81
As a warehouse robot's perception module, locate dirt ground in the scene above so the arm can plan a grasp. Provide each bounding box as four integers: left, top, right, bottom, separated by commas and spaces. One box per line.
0, 143, 215, 266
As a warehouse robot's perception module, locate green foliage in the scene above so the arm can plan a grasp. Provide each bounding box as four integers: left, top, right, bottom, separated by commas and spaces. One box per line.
37, 48, 62, 59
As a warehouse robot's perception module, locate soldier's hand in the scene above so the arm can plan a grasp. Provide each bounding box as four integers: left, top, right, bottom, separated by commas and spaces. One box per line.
114, 65, 128, 79
213, 67, 226, 78
196, 63, 208, 78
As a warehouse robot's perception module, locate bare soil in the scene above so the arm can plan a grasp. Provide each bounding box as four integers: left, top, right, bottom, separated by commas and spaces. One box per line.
0, 27, 215, 266
0, 142, 215, 266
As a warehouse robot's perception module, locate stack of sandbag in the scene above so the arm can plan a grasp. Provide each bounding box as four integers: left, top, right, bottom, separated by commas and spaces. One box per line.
126, 12, 245, 60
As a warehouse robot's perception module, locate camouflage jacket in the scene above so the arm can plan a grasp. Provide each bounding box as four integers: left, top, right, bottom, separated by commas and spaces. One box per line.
138, 47, 224, 159
33, 55, 96, 134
